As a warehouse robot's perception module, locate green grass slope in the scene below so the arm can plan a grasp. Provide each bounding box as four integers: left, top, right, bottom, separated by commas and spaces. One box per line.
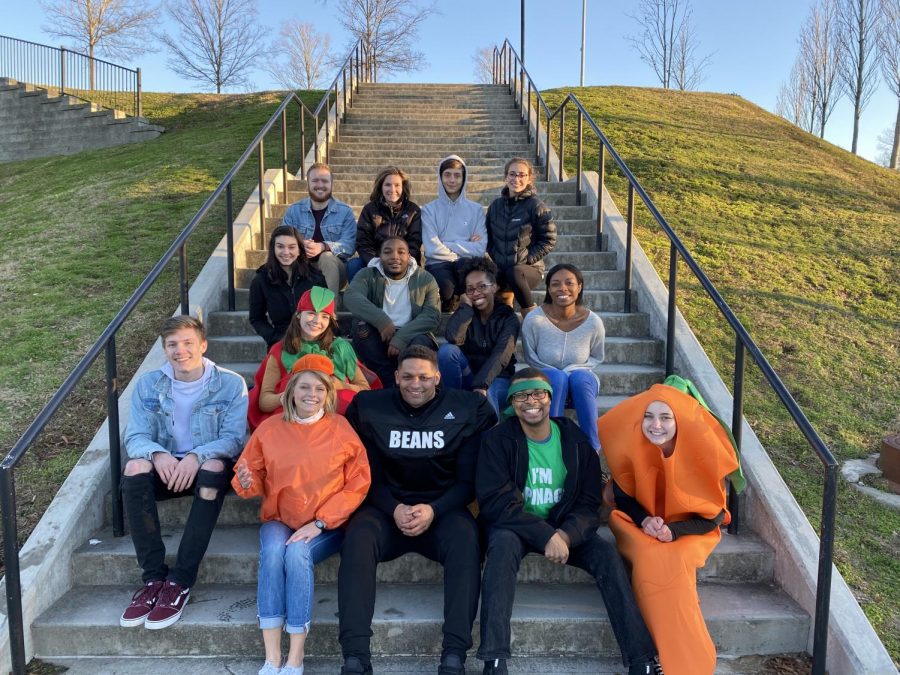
0, 90, 322, 560
543, 86, 899, 660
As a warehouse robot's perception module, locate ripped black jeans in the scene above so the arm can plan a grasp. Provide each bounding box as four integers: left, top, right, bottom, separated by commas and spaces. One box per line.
122, 462, 231, 588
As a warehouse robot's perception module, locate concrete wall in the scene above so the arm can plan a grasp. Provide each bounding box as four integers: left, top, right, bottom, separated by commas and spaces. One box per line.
0, 79, 163, 163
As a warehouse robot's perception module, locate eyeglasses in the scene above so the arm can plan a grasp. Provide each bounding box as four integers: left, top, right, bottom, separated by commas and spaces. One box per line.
510, 390, 549, 402
465, 282, 494, 295
507, 172, 529, 179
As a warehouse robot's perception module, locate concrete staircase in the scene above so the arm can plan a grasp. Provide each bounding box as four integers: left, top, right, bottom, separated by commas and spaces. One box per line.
30, 83, 810, 671
0, 78, 163, 162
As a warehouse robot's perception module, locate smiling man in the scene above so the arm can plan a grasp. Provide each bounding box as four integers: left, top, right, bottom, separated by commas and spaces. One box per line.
342, 236, 442, 386
339, 345, 496, 675
281, 162, 357, 296
120, 316, 248, 630
475, 368, 662, 675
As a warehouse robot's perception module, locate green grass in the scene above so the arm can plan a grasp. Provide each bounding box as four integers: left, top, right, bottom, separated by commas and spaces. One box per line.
542, 85, 900, 661
0, 90, 323, 561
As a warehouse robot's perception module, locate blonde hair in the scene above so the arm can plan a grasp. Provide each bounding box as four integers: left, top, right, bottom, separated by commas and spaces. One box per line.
281, 370, 336, 420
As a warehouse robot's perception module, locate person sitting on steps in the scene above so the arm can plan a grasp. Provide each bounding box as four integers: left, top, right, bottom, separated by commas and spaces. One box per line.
119, 315, 248, 630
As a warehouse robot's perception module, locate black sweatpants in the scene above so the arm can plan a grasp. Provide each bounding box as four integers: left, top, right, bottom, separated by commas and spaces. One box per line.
495, 263, 543, 309
338, 504, 481, 663
351, 321, 437, 387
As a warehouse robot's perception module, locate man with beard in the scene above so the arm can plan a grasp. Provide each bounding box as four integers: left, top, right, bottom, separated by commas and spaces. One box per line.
342, 236, 441, 386
339, 345, 497, 675
475, 368, 662, 675
282, 162, 356, 297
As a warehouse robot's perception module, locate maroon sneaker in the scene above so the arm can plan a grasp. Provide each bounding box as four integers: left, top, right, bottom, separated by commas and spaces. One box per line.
144, 581, 191, 629
120, 580, 164, 627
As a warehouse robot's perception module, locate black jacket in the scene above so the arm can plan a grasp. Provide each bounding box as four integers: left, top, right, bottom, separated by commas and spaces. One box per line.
346, 387, 496, 518
485, 186, 557, 272
357, 198, 423, 265
476, 417, 604, 550
248, 265, 325, 347
444, 303, 520, 389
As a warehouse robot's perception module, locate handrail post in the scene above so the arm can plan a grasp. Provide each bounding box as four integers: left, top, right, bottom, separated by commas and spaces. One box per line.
544, 114, 552, 182
558, 105, 566, 182
624, 184, 634, 313
534, 105, 540, 166
729, 337, 745, 535
575, 109, 583, 205
226, 181, 236, 311
59, 45, 65, 95
324, 105, 330, 164
280, 109, 288, 200
597, 144, 605, 247
299, 109, 306, 180
525, 80, 531, 140
519, 69, 525, 121
313, 113, 319, 163
665, 242, 677, 376
1, 466, 26, 675
136, 67, 142, 118
106, 337, 124, 537
178, 244, 189, 315
812, 465, 838, 675
355, 44, 360, 91
258, 137, 266, 247
343, 67, 348, 112
334, 80, 340, 143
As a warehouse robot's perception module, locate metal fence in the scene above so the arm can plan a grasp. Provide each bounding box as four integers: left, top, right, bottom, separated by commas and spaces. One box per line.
0, 34, 141, 117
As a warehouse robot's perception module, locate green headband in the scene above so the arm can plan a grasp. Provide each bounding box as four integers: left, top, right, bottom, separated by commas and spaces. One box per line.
502, 378, 554, 420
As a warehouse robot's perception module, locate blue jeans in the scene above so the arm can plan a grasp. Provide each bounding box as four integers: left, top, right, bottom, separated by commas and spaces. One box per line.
346, 256, 366, 282
437, 343, 510, 417
257, 521, 343, 633
541, 367, 600, 451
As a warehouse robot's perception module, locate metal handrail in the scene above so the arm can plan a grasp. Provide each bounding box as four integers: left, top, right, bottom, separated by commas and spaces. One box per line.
0, 34, 142, 117
0, 38, 370, 675
493, 37, 837, 675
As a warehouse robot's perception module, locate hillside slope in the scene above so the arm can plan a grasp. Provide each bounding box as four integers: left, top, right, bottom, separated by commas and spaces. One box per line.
543, 86, 899, 660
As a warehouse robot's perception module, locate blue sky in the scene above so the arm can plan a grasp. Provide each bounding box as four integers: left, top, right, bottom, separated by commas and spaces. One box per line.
5, 0, 897, 163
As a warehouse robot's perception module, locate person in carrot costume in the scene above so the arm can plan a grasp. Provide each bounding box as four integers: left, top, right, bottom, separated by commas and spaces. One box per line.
233, 353, 371, 675
597, 383, 741, 675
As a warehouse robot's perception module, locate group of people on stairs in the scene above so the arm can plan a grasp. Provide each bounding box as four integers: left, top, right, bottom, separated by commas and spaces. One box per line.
114, 150, 744, 675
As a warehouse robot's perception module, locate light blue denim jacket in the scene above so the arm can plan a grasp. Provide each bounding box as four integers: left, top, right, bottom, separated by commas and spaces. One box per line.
124, 358, 249, 463
282, 197, 357, 259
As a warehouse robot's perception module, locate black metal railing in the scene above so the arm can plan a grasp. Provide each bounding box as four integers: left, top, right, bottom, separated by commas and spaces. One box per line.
0, 34, 142, 117
0, 38, 371, 675
493, 37, 838, 675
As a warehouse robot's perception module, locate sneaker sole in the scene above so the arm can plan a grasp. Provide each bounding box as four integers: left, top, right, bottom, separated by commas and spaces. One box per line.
118, 614, 149, 628
144, 592, 190, 630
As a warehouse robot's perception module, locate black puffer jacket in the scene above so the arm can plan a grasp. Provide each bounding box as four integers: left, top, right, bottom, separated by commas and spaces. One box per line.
444, 303, 520, 390
248, 265, 325, 347
356, 198, 422, 265
485, 186, 557, 272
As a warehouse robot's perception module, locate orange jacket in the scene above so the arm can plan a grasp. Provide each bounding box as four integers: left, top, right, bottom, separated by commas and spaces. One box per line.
232, 412, 371, 530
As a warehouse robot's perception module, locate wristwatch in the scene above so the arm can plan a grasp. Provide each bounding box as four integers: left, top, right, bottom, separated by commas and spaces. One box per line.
314, 519, 326, 530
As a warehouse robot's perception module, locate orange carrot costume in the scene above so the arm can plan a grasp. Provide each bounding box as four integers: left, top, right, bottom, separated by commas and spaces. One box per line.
232, 412, 371, 530
597, 384, 740, 675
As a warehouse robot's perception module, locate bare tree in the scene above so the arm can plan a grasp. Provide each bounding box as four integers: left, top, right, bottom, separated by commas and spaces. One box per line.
471, 46, 494, 84
336, 0, 437, 82
776, 57, 816, 132
40, 0, 158, 87
157, 0, 267, 93
268, 21, 332, 90
874, 126, 895, 165
879, 0, 900, 168
799, 0, 842, 138
628, 0, 711, 90
835, 0, 882, 153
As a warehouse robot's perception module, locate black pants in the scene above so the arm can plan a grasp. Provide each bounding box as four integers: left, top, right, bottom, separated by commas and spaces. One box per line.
426, 261, 465, 310
495, 264, 543, 309
477, 527, 657, 667
338, 505, 481, 663
351, 320, 437, 387
121, 464, 230, 588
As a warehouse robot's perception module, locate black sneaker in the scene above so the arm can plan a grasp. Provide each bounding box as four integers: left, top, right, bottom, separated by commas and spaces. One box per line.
628, 656, 664, 675
341, 656, 374, 675
482, 659, 508, 675
438, 653, 466, 675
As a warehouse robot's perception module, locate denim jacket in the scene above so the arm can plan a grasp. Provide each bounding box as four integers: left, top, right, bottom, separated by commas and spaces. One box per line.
282, 197, 357, 259
124, 359, 249, 463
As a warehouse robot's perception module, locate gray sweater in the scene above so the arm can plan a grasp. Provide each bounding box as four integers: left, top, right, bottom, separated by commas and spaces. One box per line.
521, 307, 605, 386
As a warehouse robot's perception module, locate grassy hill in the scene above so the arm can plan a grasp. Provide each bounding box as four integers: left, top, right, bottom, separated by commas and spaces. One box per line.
0, 90, 322, 560
542, 86, 899, 660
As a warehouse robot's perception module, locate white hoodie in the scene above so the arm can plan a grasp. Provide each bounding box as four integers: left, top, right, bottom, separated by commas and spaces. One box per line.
368, 255, 417, 327
421, 154, 488, 265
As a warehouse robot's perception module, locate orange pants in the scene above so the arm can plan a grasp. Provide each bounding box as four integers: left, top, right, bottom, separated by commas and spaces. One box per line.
609, 511, 718, 675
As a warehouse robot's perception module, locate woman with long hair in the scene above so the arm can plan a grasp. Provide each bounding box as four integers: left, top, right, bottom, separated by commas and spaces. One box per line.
249, 225, 325, 347
234, 354, 371, 675
520, 263, 604, 452
248, 286, 371, 429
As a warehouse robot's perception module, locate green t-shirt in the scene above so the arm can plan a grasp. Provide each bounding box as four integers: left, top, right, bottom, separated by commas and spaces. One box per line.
523, 421, 567, 519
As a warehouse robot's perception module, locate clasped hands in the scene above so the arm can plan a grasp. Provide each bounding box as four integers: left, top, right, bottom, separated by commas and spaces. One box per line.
641, 515, 673, 542
236, 460, 321, 545
393, 503, 435, 536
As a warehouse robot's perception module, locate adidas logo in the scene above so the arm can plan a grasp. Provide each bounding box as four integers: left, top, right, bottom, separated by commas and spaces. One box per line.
444, 411, 456, 420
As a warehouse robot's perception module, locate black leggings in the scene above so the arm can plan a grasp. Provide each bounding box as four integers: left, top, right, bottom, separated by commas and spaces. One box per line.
496, 264, 543, 309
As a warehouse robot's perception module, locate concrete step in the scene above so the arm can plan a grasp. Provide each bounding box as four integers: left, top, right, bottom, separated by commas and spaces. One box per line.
336, 130, 529, 141
264, 204, 593, 224
286, 178, 577, 195
32, 582, 808, 658
339, 123, 526, 133
74, 525, 775, 586
283, 190, 581, 208
328, 140, 536, 151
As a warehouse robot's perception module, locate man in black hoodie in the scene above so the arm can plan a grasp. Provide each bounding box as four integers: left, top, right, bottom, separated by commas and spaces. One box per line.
339, 345, 497, 675
475, 368, 662, 675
